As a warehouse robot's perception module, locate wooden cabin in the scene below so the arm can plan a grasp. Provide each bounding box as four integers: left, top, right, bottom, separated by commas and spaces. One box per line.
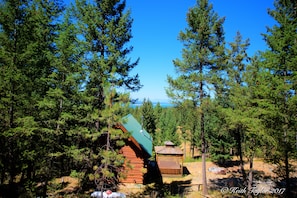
155, 141, 184, 176
118, 114, 153, 184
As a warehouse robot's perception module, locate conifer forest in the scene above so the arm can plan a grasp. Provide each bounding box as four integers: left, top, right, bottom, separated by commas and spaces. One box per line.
0, 0, 297, 197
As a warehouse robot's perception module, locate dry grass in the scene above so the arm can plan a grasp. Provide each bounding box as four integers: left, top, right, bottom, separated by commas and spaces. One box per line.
50, 176, 80, 195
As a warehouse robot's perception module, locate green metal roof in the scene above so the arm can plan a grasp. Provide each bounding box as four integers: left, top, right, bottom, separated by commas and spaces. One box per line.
121, 114, 153, 156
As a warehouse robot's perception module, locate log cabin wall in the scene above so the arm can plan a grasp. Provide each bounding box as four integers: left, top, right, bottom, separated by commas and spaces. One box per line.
120, 140, 146, 184
118, 114, 153, 184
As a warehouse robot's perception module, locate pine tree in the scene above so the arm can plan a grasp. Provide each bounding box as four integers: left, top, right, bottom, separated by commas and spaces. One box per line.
0, 0, 28, 185
206, 99, 235, 166
220, 32, 276, 196
73, 0, 141, 130
156, 108, 180, 145
222, 32, 251, 186
175, 100, 200, 157
166, 0, 225, 194
260, 0, 297, 196
0, 0, 63, 194
73, 0, 141, 190
23, 0, 63, 195
244, 56, 278, 196
141, 98, 156, 137
92, 82, 130, 193
36, 7, 83, 189
153, 102, 163, 126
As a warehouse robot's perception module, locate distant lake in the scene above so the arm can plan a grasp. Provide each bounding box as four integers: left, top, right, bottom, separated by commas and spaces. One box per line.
130, 101, 174, 108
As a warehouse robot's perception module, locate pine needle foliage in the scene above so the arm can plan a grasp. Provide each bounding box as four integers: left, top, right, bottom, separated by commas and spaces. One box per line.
167, 0, 226, 195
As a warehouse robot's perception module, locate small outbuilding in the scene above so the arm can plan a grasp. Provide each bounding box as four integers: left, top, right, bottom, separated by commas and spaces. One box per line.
118, 114, 153, 184
155, 141, 184, 176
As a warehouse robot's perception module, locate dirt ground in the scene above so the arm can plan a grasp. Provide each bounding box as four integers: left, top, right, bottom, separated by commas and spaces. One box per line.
172, 159, 277, 184
160, 159, 296, 198
53, 159, 296, 197
120, 158, 296, 197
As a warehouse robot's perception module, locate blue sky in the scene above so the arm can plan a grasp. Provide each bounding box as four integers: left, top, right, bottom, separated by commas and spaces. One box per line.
64, 0, 276, 103
125, 0, 276, 102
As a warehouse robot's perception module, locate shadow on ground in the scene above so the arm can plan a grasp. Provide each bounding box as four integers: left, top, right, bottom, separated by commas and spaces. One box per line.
209, 172, 297, 197
183, 166, 190, 175
126, 179, 193, 198
214, 160, 242, 168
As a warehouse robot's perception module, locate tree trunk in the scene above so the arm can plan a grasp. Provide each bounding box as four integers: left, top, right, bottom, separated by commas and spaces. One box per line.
191, 142, 194, 158
283, 112, 290, 197
184, 140, 186, 158
247, 155, 254, 198
285, 147, 290, 198
200, 80, 208, 196
42, 179, 48, 198
236, 128, 247, 186
201, 148, 208, 195
0, 169, 4, 184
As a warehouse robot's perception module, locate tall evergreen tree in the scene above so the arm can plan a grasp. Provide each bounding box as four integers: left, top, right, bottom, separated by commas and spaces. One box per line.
224, 54, 274, 196
156, 108, 180, 146
0, 0, 29, 186
175, 100, 200, 157
0, 0, 63, 195
73, 0, 141, 189
167, 0, 225, 195
153, 102, 163, 127
222, 32, 251, 185
22, 1, 64, 195
243, 56, 277, 197
141, 98, 156, 137
92, 82, 130, 194
261, 0, 297, 196
206, 99, 235, 166
73, 0, 141, 130
36, 7, 83, 192
220, 33, 276, 196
